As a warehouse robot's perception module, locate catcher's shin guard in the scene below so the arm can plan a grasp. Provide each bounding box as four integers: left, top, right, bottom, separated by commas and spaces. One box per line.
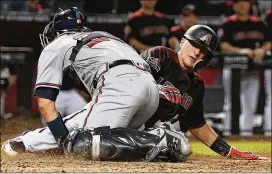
63, 127, 160, 161
63, 126, 189, 162
94, 127, 161, 161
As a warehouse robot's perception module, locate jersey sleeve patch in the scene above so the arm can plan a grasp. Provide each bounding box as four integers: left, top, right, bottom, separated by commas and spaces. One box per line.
180, 92, 193, 110
145, 56, 161, 72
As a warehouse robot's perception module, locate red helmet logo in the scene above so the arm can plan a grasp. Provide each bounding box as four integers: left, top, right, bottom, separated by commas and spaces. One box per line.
200, 34, 212, 45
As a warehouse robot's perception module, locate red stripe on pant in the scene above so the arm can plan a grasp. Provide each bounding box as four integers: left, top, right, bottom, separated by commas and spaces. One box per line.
63, 109, 87, 123
83, 75, 106, 128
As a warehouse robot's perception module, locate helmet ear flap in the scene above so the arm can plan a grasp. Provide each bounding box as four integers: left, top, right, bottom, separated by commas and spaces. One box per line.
193, 60, 206, 72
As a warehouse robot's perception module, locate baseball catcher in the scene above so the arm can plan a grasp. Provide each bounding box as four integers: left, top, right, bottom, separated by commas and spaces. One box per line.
140, 25, 267, 160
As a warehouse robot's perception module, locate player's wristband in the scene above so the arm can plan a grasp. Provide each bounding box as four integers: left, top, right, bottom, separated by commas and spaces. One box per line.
46, 113, 69, 146
210, 137, 231, 157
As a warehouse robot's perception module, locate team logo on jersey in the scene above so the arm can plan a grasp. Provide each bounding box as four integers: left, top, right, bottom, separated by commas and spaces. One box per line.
200, 34, 212, 45
180, 92, 193, 110
147, 57, 161, 72
158, 77, 193, 110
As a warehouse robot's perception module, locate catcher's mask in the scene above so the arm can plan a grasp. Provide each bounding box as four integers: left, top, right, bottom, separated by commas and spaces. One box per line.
183, 24, 219, 71
39, 7, 85, 48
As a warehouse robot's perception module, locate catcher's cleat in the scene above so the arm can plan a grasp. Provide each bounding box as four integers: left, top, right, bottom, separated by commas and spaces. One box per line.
1, 138, 25, 157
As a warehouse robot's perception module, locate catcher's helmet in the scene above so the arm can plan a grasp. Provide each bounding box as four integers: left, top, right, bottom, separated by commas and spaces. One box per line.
183, 24, 219, 68
39, 7, 86, 47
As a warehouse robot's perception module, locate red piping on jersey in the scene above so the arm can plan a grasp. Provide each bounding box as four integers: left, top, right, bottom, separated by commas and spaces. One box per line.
35, 83, 61, 88
153, 11, 165, 18
224, 14, 238, 22
249, 16, 261, 22
129, 10, 145, 19
129, 9, 165, 19
224, 14, 261, 23
87, 37, 110, 48
82, 64, 109, 128
171, 25, 182, 33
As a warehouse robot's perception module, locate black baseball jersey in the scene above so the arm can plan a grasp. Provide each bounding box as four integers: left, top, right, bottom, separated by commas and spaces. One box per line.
141, 46, 206, 132
170, 25, 187, 41
218, 14, 270, 48
124, 10, 174, 49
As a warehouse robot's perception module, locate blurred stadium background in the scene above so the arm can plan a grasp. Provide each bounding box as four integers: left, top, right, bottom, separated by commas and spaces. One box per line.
1, 0, 271, 137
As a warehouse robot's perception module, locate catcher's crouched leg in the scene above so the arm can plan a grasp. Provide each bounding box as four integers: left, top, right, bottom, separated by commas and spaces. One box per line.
63, 126, 191, 162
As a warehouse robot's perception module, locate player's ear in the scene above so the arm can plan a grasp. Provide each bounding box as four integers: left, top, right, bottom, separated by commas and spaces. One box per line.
180, 38, 186, 48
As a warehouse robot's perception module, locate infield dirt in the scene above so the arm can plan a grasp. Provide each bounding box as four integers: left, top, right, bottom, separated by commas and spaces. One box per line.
1, 116, 271, 173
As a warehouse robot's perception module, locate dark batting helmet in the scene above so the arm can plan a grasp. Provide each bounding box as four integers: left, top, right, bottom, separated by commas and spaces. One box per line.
183, 24, 219, 69
39, 7, 88, 47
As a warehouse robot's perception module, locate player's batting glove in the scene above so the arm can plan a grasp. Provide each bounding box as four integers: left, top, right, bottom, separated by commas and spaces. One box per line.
227, 147, 267, 160
158, 85, 181, 104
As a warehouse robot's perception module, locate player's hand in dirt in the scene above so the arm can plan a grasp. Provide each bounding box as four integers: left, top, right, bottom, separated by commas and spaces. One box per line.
227, 147, 268, 160
158, 85, 181, 104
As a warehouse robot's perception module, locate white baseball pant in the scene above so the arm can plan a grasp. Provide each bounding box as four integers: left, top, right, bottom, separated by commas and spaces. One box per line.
18, 64, 159, 152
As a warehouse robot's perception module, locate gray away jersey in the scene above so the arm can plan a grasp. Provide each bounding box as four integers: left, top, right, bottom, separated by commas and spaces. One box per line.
35, 31, 146, 94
